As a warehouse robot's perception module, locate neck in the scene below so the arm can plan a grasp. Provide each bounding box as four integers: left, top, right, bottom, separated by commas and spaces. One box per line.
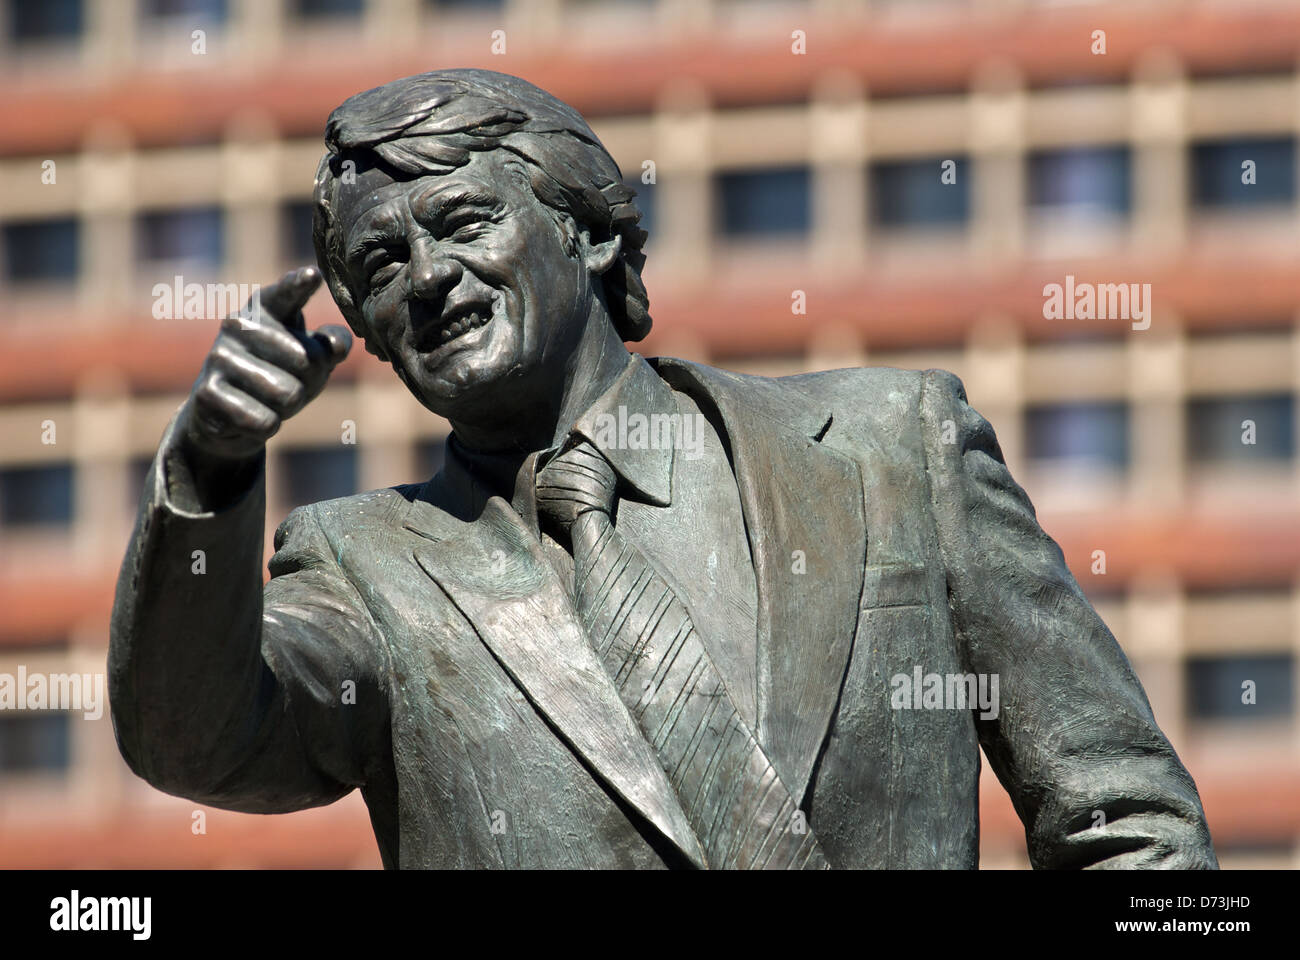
552, 316, 630, 445
449, 304, 631, 456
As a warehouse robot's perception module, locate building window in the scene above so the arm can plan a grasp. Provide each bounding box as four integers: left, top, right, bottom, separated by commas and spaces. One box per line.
1187, 654, 1294, 721
1025, 401, 1129, 467
7, 0, 83, 42
0, 713, 71, 772
281, 200, 316, 264
1187, 394, 1294, 463
716, 167, 810, 238
137, 206, 224, 270
280, 447, 358, 511
871, 155, 969, 227
0, 464, 74, 527
1028, 145, 1131, 217
2, 218, 78, 284
291, 0, 364, 17
140, 0, 228, 21
1191, 137, 1296, 209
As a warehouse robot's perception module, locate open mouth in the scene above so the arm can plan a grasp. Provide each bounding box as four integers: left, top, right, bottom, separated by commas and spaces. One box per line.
413, 302, 495, 352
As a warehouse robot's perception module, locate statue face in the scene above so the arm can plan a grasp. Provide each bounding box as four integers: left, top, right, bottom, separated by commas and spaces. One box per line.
334, 150, 593, 422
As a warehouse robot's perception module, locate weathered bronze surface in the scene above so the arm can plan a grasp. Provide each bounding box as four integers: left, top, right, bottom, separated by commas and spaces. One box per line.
109, 69, 1217, 869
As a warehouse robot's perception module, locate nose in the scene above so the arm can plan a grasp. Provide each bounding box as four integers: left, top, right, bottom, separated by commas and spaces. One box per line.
408, 236, 461, 303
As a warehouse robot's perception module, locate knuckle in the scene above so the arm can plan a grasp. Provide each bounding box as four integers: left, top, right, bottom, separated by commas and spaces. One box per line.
280, 342, 312, 375
281, 380, 306, 408
255, 410, 282, 436
210, 339, 242, 368
194, 376, 224, 408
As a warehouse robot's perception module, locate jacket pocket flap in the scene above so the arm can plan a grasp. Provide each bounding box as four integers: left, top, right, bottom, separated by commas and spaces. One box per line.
862, 563, 929, 609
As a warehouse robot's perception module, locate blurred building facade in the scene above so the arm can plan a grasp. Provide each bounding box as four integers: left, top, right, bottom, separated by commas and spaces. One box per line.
1, 0, 1298, 868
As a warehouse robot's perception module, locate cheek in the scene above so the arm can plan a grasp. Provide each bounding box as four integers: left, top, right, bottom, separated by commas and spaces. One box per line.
457, 228, 528, 281
487, 213, 572, 280
361, 286, 408, 337
453, 249, 511, 289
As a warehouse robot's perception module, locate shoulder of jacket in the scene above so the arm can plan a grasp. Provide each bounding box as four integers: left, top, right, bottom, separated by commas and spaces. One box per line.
654, 356, 932, 421
788, 366, 934, 433
274, 485, 419, 545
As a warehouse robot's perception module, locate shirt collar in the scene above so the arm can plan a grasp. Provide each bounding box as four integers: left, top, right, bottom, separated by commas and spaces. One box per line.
570, 352, 675, 507
438, 352, 677, 517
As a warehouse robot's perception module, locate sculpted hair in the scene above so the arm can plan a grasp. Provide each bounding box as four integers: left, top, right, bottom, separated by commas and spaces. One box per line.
312, 68, 651, 356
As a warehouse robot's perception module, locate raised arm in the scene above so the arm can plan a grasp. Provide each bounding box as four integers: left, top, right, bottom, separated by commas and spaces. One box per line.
108, 268, 389, 813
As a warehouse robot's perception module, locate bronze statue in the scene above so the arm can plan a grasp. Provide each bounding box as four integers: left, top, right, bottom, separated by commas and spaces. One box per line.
109, 69, 1217, 869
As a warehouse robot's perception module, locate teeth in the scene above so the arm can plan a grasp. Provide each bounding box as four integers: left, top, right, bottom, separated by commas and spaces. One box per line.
429, 308, 492, 347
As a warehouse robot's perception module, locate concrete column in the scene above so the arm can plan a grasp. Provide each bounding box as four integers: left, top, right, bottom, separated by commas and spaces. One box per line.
71, 373, 130, 568
364, 0, 420, 43
84, 0, 137, 75
1130, 52, 1188, 255
1128, 316, 1186, 506
969, 62, 1026, 266
964, 316, 1025, 473
233, 0, 286, 63
810, 72, 868, 276
971, 0, 1028, 16
1127, 575, 1187, 750
77, 127, 136, 320
653, 82, 713, 283
807, 323, 867, 372
222, 115, 281, 291
660, 0, 714, 32
506, 0, 563, 44
70, 615, 123, 811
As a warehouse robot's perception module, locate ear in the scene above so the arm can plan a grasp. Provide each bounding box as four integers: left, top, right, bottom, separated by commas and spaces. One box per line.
576, 228, 622, 276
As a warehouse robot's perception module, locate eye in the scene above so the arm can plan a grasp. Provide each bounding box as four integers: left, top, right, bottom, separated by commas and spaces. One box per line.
363, 246, 405, 288
441, 211, 493, 241
369, 262, 402, 287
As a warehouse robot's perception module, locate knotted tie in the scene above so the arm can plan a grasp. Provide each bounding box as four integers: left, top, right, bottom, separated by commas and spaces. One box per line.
536, 439, 828, 869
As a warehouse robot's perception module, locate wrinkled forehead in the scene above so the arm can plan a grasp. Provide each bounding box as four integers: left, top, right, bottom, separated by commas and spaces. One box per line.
332, 149, 529, 238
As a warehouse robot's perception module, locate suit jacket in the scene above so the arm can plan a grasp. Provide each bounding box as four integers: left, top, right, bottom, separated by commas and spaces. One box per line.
108, 358, 1218, 869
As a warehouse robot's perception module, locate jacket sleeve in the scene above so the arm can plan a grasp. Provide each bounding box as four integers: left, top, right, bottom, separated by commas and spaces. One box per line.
108, 414, 391, 813
919, 369, 1217, 869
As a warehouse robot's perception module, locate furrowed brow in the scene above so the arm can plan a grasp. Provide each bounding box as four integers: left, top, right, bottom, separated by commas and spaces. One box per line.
345, 190, 504, 264
422, 189, 504, 221
345, 222, 403, 265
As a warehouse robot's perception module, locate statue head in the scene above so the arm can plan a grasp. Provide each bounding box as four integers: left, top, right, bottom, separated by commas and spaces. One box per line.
312, 69, 650, 427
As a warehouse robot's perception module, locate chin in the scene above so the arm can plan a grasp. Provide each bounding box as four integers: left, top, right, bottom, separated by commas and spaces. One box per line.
404, 355, 509, 416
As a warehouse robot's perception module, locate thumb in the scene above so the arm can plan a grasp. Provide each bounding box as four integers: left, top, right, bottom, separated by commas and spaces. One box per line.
312, 323, 353, 367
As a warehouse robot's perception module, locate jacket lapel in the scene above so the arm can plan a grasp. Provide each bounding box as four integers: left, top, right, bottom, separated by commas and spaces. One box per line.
651, 358, 868, 806
404, 492, 707, 869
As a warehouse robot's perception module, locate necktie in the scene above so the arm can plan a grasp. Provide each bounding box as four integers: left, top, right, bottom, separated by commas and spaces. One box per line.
536, 439, 828, 869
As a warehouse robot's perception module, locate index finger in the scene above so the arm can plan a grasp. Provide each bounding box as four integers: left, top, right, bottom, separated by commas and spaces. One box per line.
252, 266, 323, 332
